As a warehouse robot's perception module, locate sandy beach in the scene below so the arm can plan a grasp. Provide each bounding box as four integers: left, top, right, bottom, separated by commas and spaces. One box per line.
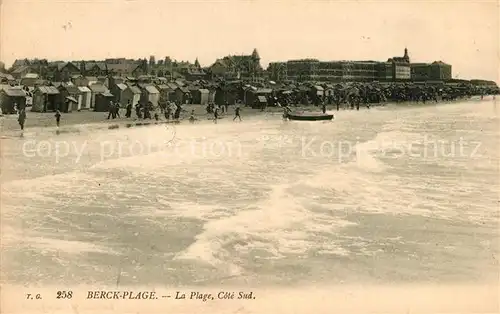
0, 104, 326, 133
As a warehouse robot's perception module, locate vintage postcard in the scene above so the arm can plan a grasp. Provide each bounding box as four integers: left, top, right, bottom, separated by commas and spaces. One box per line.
0, 0, 498, 313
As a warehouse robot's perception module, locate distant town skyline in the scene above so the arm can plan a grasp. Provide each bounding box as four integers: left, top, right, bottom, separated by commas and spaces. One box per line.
1, 0, 498, 82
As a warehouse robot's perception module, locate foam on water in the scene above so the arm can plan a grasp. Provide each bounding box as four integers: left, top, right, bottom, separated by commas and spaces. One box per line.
1, 99, 499, 285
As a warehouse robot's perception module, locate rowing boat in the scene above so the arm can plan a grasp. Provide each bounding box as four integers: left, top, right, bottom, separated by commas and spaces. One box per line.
286, 112, 334, 121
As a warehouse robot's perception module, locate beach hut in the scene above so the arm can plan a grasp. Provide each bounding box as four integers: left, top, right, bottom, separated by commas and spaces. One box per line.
77, 86, 91, 110
191, 88, 209, 105
174, 86, 191, 104
140, 85, 160, 108
122, 85, 141, 107
246, 88, 272, 106
58, 84, 82, 112
110, 83, 127, 105
94, 92, 114, 112
72, 75, 87, 87
0, 87, 27, 114
32, 86, 60, 112
251, 95, 268, 109
156, 84, 170, 107
89, 83, 109, 109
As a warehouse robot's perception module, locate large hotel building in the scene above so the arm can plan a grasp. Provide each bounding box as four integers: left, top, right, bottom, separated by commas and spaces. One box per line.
267, 48, 452, 83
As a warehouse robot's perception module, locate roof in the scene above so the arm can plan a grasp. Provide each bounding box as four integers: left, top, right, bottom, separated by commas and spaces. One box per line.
64, 85, 81, 94
116, 83, 127, 90
89, 84, 107, 93
37, 86, 60, 95
11, 65, 30, 74
177, 86, 190, 93
106, 63, 141, 74
156, 84, 169, 90
256, 88, 273, 94
257, 95, 267, 102
23, 73, 39, 79
78, 86, 91, 93
145, 85, 159, 94
127, 86, 142, 94
86, 76, 98, 82
3, 88, 27, 97
199, 89, 209, 93
167, 83, 178, 90
314, 85, 324, 91
0, 73, 15, 80
102, 91, 114, 97
66, 96, 78, 103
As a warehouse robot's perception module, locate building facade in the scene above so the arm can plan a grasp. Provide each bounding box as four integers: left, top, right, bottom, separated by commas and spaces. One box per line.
209, 49, 264, 82
411, 61, 452, 81
267, 48, 413, 82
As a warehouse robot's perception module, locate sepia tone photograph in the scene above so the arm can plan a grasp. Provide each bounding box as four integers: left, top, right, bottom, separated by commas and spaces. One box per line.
0, 0, 498, 313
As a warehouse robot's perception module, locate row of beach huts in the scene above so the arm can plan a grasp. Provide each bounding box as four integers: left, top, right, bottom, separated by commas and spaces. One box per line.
0, 75, 215, 114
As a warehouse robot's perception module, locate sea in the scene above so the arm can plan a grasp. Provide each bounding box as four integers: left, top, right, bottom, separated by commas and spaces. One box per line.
1, 98, 498, 291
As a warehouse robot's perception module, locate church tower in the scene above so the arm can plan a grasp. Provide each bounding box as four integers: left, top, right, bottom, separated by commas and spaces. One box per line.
403, 47, 410, 63
251, 48, 260, 61
251, 48, 261, 74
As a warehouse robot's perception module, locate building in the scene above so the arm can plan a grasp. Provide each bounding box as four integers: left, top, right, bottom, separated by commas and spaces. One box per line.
139, 85, 160, 107
89, 83, 109, 109
268, 48, 413, 82
209, 49, 264, 82
20, 73, 40, 87
10, 66, 34, 79
0, 87, 27, 113
94, 92, 114, 112
32, 86, 60, 112
58, 84, 83, 112
267, 62, 287, 82
411, 61, 452, 81
48, 62, 82, 82
386, 48, 411, 81
105, 58, 143, 77
74, 61, 108, 77
121, 85, 141, 107
77, 86, 92, 110
190, 88, 209, 105
0, 72, 15, 83
429, 61, 452, 81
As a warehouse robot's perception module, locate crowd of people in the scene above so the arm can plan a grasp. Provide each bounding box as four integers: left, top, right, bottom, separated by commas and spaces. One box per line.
10, 81, 498, 132
267, 82, 499, 109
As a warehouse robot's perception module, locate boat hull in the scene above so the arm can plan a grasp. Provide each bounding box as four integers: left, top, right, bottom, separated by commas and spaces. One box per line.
286, 112, 334, 121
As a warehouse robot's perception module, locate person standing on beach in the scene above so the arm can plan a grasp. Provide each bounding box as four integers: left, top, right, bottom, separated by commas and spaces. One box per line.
321, 102, 326, 114
115, 103, 121, 118
125, 101, 132, 118
18, 108, 26, 130
107, 101, 114, 119
189, 109, 196, 123
135, 103, 142, 119
233, 106, 242, 121
165, 103, 172, 120
213, 105, 219, 124
55, 110, 61, 127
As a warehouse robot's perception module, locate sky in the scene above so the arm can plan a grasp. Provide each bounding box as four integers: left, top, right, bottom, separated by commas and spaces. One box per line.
1, 0, 499, 82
